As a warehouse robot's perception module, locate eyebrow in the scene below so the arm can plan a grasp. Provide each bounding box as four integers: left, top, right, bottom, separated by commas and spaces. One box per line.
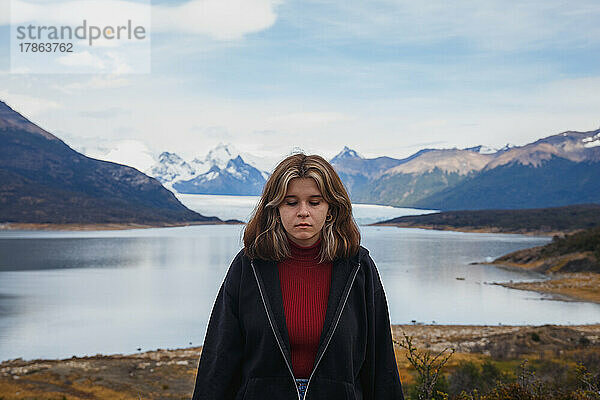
284, 195, 323, 198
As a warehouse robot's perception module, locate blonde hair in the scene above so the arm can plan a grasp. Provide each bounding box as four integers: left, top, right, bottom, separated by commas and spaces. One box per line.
243, 153, 360, 262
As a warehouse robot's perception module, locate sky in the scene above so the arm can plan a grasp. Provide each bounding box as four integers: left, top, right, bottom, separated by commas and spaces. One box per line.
1, 0, 600, 172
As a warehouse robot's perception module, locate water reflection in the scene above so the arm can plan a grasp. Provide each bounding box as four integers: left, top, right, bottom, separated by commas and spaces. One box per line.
0, 224, 598, 362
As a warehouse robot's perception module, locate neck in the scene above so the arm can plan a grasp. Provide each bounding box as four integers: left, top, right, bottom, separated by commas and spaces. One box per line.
288, 236, 321, 261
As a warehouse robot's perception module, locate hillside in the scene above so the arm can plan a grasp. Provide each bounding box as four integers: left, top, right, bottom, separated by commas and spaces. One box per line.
414, 155, 600, 210
374, 203, 600, 235
492, 225, 600, 274
481, 225, 600, 304
0, 101, 219, 225
331, 129, 600, 210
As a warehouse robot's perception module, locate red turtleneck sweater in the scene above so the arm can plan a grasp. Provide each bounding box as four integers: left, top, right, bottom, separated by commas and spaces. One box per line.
277, 238, 332, 378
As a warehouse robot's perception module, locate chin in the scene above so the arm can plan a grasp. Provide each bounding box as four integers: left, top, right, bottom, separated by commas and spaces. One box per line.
293, 235, 310, 242
291, 233, 315, 241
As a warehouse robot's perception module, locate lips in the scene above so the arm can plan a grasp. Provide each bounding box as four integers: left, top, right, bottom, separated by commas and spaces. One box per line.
295, 223, 311, 227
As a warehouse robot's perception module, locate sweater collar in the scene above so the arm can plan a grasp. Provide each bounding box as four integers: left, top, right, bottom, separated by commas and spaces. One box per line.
288, 236, 321, 261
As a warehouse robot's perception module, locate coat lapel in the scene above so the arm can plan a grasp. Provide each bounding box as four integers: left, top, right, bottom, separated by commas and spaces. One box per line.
314, 255, 357, 365
252, 258, 293, 363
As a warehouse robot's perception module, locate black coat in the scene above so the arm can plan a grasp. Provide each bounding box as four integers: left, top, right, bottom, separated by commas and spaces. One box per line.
191, 245, 405, 400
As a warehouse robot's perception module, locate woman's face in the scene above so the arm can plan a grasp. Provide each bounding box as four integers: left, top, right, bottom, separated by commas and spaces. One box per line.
277, 177, 330, 247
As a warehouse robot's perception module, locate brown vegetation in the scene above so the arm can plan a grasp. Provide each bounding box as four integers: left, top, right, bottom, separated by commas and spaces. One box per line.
2, 324, 600, 400
477, 226, 600, 303
495, 273, 600, 304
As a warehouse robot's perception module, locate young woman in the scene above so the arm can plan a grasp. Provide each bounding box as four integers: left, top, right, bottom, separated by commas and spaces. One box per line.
191, 153, 404, 400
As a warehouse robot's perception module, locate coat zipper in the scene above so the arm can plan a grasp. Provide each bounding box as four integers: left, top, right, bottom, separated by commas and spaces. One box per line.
304, 260, 360, 400
251, 260, 302, 400
251, 258, 361, 400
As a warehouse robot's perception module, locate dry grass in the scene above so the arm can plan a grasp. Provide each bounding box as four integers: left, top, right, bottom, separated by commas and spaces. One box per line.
2, 324, 600, 399
498, 272, 600, 303
0, 348, 202, 400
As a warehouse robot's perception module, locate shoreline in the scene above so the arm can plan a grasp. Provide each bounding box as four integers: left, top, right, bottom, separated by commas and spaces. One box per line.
0, 220, 244, 231
492, 272, 600, 304
3, 323, 599, 364
372, 223, 566, 237
475, 261, 600, 304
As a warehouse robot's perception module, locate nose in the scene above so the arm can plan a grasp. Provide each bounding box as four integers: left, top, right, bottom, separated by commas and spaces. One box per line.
297, 202, 309, 217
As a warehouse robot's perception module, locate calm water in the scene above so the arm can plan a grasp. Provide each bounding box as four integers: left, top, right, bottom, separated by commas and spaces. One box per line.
1, 196, 599, 361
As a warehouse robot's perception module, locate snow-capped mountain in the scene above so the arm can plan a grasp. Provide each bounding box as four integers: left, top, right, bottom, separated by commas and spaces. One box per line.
463, 143, 516, 154
191, 143, 239, 175
330, 146, 363, 162
174, 155, 267, 195
148, 152, 196, 187
412, 128, 600, 211
582, 131, 600, 148
330, 145, 494, 205
145, 129, 600, 209
146, 143, 270, 196
463, 144, 497, 154
483, 129, 600, 170
329, 131, 600, 211
329, 146, 406, 198
497, 143, 517, 153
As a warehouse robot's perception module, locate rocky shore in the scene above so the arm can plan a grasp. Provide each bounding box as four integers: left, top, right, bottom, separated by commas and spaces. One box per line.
489, 271, 600, 304
2, 324, 599, 399
467, 224, 600, 304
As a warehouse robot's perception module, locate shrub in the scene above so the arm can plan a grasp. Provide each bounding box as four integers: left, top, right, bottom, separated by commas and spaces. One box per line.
395, 331, 454, 400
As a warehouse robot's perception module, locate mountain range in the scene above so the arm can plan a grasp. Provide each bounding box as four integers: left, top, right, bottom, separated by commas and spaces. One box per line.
150, 128, 599, 211
2, 97, 599, 225
0, 101, 218, 225
147, 144, 269, 196
329, 132, 600, 210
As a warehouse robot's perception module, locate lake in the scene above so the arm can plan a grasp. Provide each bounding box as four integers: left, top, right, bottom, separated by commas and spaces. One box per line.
1, 195, 599, 361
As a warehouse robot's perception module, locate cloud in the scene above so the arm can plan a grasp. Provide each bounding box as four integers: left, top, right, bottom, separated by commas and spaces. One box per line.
265, 111, 351, 130
75, 138, 157, 172
103, 52, 134, 74
55, 50, 135, 73
57, 51, 106, 69
292, 0, 600, 51
153, 0, 281, 40
0, 0, 8, 26
78, 106, 131, 119
56, 75, 131, 92
3, 0, 281, 41
7, 0, 150, 27
0, 90, 62, 116
402, 141, 449, 149
520, 76, 600, 112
